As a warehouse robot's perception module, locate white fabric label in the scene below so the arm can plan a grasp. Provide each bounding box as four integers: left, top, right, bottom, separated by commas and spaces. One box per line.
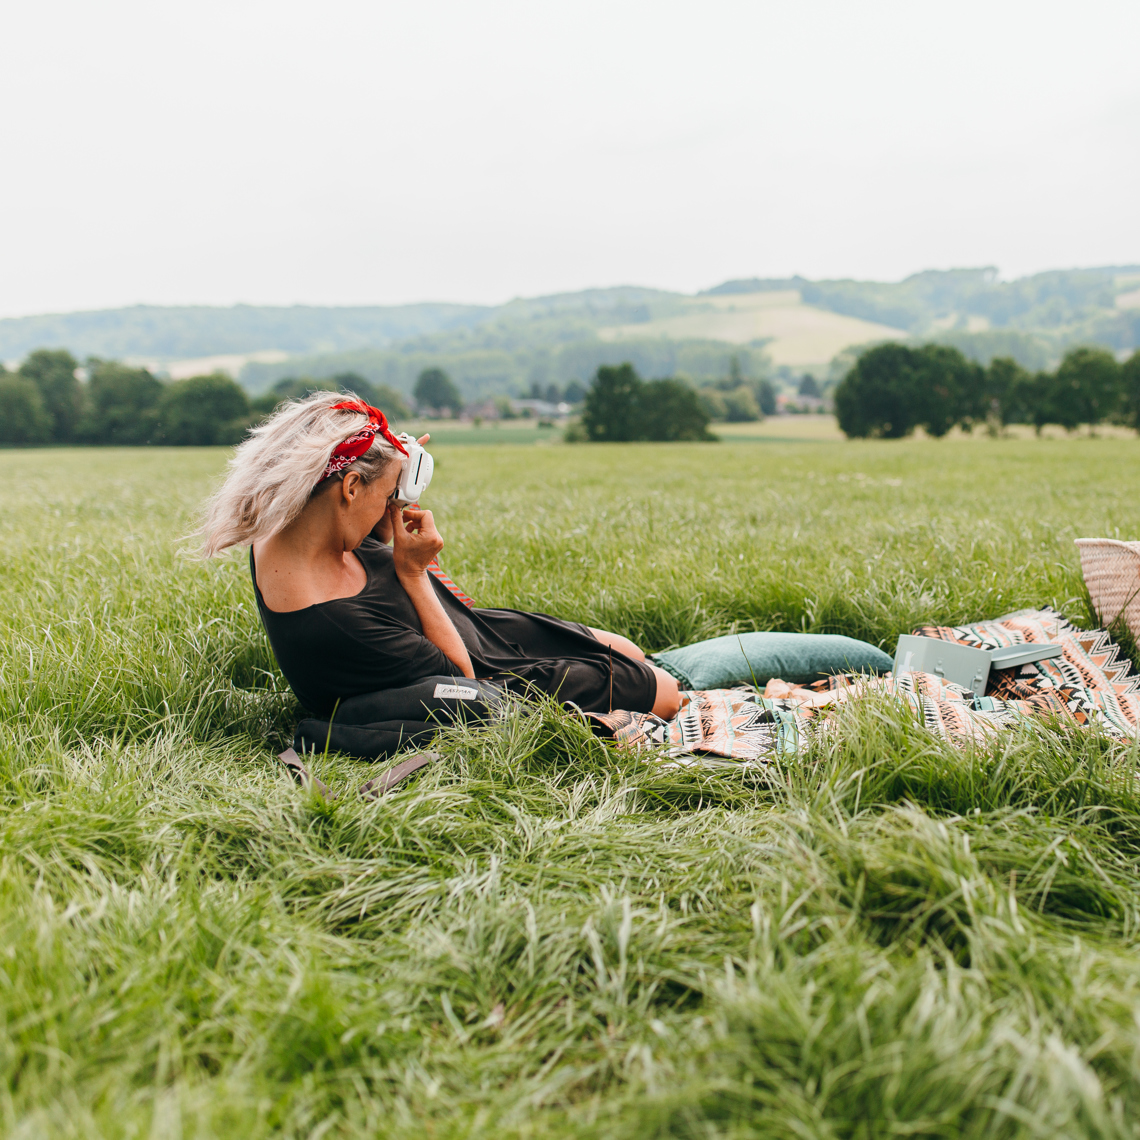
433, 683, 479, 700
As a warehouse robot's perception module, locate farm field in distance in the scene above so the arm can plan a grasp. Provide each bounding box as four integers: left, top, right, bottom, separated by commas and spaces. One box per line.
3, 436, 1140, 1137
599, 289, 908, 367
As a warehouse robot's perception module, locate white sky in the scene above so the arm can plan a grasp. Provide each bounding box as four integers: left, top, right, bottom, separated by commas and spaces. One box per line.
2, 0, 1138, 317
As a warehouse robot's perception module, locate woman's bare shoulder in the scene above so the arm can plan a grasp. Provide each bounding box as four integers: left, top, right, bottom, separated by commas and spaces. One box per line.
253, 540, 369, 614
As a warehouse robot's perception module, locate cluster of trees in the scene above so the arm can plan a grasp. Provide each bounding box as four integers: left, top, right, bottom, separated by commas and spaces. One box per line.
243, 338, 772, 406
409, 371, 590, 417
835, 342, 1140, 439
12, 341, 1139, 450
776, 375, 831, 415
696, 357, 777, 422
577, 364, 714, 442
0, 350, 254, 446
257, 373, 409, 418
0, 346, 619, 448
525, 379, 588, 405
409, 373, 590, 416
0, 349, 415, 447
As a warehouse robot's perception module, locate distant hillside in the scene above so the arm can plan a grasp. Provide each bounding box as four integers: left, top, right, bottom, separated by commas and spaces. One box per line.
599, 290, 907, 367
3, 267, 1137, 400
0, 302, 491, 360
707, 266, 1140, 350
240, 338, 772, 400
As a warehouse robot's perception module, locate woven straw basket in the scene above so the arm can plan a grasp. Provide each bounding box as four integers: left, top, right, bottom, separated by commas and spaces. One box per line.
1075, 538, 1140, 639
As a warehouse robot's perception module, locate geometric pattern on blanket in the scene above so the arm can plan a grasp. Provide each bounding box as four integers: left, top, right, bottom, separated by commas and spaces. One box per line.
588, 689, 800, 766
909, 607, 1140, 739
591, 674, 1032, 766
592, 608, 1140, 765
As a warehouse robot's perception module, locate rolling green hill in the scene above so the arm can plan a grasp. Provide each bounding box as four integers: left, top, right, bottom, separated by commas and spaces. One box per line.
3, 267, 1137, 400
711, 266, 1140, 363
238, 337, 773, 399
243, 267, 1140, 396
599, 289, 908, 367
0, 302, 491, 360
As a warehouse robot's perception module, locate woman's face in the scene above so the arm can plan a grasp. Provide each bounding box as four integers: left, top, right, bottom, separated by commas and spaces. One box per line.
337, 460, 402, 547
373, 460, 403, 506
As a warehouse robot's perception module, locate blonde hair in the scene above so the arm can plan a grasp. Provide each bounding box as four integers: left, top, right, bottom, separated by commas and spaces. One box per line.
200, 390, 403, 557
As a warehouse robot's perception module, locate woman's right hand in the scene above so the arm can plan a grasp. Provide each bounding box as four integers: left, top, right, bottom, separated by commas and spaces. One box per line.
390, 502, 444, 580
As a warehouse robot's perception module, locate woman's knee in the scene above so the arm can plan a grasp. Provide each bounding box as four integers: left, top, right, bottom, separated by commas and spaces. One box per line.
650, 665, 681, 719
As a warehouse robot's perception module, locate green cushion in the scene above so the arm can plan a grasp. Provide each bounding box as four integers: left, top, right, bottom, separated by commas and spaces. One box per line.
653, 631, 893, 689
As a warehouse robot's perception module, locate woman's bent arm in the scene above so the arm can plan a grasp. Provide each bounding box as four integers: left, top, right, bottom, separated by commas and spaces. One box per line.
390, 504, 475, 679
399, 572, 475, 678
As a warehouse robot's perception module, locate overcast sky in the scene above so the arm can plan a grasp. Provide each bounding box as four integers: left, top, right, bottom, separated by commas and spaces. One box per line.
2, 0, 1138, 317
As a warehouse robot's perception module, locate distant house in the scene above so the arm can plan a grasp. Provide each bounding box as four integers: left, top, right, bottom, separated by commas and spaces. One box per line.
464, 400, 501, 420
510, 398, 570, 418
776, 393, 827, 414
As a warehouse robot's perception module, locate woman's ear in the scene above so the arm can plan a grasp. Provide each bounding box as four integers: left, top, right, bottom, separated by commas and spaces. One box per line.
339, 471, 364, 502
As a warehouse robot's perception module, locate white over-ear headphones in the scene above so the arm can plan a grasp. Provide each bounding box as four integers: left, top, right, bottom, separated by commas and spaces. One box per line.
390, 432, 434, 506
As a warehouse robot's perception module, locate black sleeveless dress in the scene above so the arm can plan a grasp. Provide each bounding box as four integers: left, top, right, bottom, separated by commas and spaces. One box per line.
251, 538, 657, 717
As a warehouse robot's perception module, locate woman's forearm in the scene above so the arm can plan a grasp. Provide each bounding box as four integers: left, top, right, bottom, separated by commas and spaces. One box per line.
399, 572, 475, 678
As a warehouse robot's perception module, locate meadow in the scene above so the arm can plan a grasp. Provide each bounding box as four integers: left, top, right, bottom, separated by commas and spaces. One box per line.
2, 433, 1140, 1137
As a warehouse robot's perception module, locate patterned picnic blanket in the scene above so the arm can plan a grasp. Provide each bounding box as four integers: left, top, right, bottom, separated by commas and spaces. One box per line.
589, 609, 1140, 765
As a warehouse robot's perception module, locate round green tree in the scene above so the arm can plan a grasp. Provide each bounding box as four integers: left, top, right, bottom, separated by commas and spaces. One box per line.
0, 374, 53, 444
1053, 346, 1121, 430
1121, 349, 1140, 430
912, 344, 984, 437
19, 349, 83, 442
413, 368, 463, 416
983, 356, 1032, 428
723, 385, 761, 422
83, 362, 164, 445
835, 344, 924, 438
158, 373, 251, 445
638, 379, 715, 441
582, 364, 642, 441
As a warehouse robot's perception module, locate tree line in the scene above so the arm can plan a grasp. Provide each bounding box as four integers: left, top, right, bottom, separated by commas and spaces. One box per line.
0, 350, 254, 446
0, 350, 413, 446
0, 348, 604, 447
19, 341, 1137, 449
695, 356, 778, 422
835, 342, 1140, 438
0, 348, 742, 449
574, 364, 715, 442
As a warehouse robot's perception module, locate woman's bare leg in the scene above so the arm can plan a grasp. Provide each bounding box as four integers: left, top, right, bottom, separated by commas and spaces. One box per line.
650, 665, 681, 719
587, 627, 680, 718
587, 626, 646, 661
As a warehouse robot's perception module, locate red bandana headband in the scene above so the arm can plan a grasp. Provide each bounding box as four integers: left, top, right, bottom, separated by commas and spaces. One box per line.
319, 399, 408, 484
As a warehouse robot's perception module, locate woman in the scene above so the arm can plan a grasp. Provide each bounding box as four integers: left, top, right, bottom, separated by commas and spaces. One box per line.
201, 392, 681, 721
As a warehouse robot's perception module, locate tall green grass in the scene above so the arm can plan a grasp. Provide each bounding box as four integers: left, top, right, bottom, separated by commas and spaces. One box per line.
1, 437, 1140, 1137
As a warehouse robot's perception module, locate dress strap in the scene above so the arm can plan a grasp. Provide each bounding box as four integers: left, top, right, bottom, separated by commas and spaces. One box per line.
427, 558, 475, 608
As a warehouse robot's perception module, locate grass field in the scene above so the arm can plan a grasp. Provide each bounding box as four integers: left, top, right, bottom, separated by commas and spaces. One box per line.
599, 290, 907, 368
398, 416, 844, 446
3, 436, 1140, 1137
396, 418, 565, 446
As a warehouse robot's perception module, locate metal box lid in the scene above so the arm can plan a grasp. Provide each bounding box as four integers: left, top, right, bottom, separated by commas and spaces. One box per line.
893, 635, 992, 696
988, 642, 1063, 670
893, 635, 1065, 698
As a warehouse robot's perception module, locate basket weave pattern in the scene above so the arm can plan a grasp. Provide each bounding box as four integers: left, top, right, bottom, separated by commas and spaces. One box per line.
1075, 538, 1140, 640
